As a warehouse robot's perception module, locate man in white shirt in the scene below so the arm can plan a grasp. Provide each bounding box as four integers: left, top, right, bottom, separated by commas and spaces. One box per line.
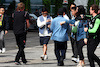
70, 3, 76, 20
63, 8, 69, 21
37, 8, 53, 60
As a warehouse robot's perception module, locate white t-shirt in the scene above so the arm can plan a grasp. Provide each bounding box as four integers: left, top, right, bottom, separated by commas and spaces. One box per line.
64, 14, 69, 20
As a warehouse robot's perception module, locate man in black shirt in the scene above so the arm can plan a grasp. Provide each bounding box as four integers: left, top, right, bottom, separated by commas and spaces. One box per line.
13, 2, 30, 65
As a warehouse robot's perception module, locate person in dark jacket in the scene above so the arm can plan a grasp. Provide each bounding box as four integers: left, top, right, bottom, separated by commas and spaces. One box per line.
84, 4, 100, 67
0, 6, 9, 53
13, 2, 30, 65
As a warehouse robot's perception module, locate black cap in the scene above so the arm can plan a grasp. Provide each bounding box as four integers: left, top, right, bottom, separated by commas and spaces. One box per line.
57, 8, 64, 15
0, 5, 5, 9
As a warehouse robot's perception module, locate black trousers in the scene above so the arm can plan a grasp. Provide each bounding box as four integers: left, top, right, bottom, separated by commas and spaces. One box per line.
87, 38, 100, 67
54, 41, 67, 62
70, 37, 78, 58
77, 39, 85, 60
15, 32, 27, 63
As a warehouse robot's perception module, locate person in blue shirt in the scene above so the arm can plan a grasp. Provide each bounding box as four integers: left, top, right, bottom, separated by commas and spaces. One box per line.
50, 8, 70, 66
60, 5, 88, 67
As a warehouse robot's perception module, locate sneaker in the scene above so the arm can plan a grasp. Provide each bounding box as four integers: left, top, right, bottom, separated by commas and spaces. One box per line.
15, 62, 21, 65
40, 55, 44, 60
97, 45, 100, 48
22, 60, 27, 65
76, 58, 79, 63
1, 48, 6, 53
44, 55, 48, 60
23, 62, 27, 65
0, 49, 2, 53
59, 57, 64, 66
72, 57, 79, 63
82, 64, 85, 67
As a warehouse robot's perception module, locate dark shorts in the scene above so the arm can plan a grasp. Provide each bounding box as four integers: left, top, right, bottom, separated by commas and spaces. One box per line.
40, 36, 50, 45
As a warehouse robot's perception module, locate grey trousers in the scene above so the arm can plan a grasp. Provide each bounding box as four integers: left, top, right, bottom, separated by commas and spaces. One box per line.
0, 31, 4, 49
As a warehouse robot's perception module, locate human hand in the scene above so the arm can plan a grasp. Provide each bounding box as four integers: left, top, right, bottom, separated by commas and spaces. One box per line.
69, 24, 74, 26
46, 19, 51, 22
5, 30, 8, 34
60, 21, 66, 25
84, 27, 88, 32
84, 38, 87, 45
48, 25, 51, 28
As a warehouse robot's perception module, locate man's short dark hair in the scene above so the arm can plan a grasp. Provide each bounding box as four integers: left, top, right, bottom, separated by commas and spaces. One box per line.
57, 8, 64, 15
36, 9, 38, 11
71, 3, 76, 7
91, 4, 99, 13
71, 7, 76, 11
42, 7, 48, 12
63, 7, 67, 14
0, 5, 5, 9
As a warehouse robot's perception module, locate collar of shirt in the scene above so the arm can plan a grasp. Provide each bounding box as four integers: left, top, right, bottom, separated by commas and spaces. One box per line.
43, 16, 47, 20
58, 15, 63, 17
0, 14, 2, 17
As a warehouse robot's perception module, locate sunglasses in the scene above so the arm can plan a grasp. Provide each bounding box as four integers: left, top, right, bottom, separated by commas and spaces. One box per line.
43, 13, 48, 15
0, 10, 5, 12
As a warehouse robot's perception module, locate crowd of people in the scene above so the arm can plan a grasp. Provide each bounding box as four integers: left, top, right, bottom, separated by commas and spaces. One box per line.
0, 2, 100, 67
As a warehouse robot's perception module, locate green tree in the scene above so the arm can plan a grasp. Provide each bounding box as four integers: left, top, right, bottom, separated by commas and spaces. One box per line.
6, 1, 16, 16
25, 0, 31, 12
20, 0, 31, 12
96, 0, 99, 5
43, 0, 51, 13
87, 0, 99, 14
54, 0, 63, 15
87, 0, 94, 13
67, 0, 75, 10
0, 0, 3, 5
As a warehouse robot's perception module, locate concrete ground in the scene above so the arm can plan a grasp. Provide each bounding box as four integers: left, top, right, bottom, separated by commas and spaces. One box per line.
0, 30, 100, 67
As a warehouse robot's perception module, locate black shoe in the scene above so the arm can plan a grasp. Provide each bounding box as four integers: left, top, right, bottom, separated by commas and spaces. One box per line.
57, 62, 61, 66
15, 62, 21, 65
23, 61, 27, 65
57, 57, 64, 66
57, 62, 64, 66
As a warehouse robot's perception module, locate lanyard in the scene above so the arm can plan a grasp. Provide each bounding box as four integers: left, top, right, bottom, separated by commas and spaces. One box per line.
0, 15, 4, 26
0, 15, 4, 21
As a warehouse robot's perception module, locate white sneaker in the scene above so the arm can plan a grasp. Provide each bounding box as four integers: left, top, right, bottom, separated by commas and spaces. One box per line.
72, 57, 79, 63
1, 48, 6, 53
44, 55, 48, 60
40, 55, 44, 60
0, 49, 2, 53
77, 58, 79, 63
97, 45, 100, 48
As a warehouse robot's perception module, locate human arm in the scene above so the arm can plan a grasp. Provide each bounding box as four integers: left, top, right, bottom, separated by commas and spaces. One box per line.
88, 19, 100, 33
50, 20, 54, 31
37, 17, 47, 28
25, 12, 30, 28
4, 15, 9, 34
